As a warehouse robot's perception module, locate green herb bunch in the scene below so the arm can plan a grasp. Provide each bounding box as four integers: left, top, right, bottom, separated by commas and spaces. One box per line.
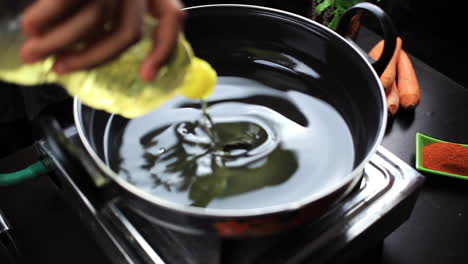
314, 0, 381, 29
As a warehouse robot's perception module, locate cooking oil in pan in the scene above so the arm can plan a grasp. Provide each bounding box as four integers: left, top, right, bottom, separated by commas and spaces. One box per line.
106, 76, 355, 209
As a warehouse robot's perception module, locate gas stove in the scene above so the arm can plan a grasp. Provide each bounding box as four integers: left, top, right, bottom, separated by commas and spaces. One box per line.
33, 125, 424, 264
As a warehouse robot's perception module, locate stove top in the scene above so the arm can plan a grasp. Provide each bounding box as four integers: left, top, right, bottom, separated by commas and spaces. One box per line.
40, 128, 424, 264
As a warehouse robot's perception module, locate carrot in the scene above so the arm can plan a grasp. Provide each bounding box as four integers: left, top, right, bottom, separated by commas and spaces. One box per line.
368, 37, 403, 93
397, 50, 420, 110
387, 81, 399, 116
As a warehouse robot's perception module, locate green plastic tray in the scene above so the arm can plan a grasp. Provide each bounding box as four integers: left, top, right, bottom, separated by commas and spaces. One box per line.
416, 132, 468, 180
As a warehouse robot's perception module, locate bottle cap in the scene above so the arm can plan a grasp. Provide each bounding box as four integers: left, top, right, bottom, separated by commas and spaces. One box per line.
179, 57, 217, 99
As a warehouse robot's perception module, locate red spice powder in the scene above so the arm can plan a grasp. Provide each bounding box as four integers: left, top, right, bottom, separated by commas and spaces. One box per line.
422, 142, 468, 176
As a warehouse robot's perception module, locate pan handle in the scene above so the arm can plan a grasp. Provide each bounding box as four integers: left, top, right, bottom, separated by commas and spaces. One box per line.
336, 2, 397, 76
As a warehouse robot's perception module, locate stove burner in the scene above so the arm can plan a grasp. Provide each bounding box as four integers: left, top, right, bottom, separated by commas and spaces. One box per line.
40, 131, 424, 264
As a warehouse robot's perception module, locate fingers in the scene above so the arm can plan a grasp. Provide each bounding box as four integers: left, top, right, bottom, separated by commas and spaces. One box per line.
51, 0, 146, 74
19, 0, 186, 81
21, 0, 83, 36
140, 0, 186, 82
20, 2, 104, 63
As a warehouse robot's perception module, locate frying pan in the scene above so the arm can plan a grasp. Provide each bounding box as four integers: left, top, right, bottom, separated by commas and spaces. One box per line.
41, 3, 396, 237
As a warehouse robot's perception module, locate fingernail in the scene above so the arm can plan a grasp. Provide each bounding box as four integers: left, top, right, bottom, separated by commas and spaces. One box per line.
53, 61, 68, 74
145, 69, 155, 82
141, 63, 156, 82
20, 42, 38, 63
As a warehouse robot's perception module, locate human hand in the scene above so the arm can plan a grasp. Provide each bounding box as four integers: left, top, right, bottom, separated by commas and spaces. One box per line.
20, 0, 186, 82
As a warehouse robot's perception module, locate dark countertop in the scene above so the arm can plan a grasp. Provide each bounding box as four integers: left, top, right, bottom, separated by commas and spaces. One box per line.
354, 26, 468, 264
2, 10, 468, 264
378, 58, 468, 264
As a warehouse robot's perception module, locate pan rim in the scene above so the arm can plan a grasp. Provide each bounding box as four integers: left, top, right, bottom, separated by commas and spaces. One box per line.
73, 3, 387, 217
